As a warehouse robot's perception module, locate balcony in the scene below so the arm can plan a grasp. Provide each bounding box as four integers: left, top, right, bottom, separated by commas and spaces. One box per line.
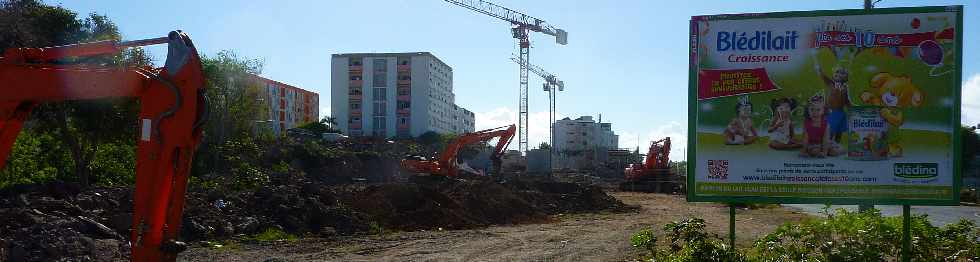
397, 94, 410, 101
350, 79, 363, 86
350, 123, 362, 129
397, 79, 411, 85
397, 108, 410, 115
349, 65, 363, 72
349, 94, 362, 101
398, 123, 409, 129
350, 110, 361, 116
397, 64, 410, 72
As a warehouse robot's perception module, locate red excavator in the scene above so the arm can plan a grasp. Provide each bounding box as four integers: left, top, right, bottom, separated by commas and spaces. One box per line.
0, 31, 207, 261
401, 124, 516, 177
619, 137, 684, 193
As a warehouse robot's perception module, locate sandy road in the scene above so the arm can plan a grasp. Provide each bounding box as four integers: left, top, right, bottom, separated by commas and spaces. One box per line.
179, 192, 810, 261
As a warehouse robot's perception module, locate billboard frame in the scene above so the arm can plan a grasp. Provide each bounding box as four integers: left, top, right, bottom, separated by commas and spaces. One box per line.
687, 5, 964, 206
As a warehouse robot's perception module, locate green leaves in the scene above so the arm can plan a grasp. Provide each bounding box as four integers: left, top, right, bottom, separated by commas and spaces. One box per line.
750, 208, 980, 261
630, 218, 745, 262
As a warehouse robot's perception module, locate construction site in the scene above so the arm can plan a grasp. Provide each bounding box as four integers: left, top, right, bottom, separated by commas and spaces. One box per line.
0, 1, 755, 260
3, 0, 979, 261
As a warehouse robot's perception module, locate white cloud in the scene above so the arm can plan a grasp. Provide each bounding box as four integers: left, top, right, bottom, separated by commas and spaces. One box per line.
475, 107, 560, 150
619, 121, 688, 162
963, 74, 980, 126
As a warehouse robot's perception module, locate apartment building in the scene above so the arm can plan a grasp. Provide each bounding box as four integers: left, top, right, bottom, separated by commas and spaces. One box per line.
553, 116, 620, 170
251, 74, 319, 135
331, 52, 475, 137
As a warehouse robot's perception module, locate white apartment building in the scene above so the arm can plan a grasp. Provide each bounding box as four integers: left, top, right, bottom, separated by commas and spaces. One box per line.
453, 104, 476, 134
553, 116, 619, 170
331, 52, 475, 137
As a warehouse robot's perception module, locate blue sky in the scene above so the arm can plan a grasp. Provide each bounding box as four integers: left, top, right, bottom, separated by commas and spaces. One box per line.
55, 0, 978, 159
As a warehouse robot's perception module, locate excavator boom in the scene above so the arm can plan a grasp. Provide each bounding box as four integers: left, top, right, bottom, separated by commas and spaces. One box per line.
402, 124, 516, 177
0, 31, 207, 262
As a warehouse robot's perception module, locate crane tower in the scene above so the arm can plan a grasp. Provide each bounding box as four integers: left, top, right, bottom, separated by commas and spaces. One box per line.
443, 0, 567, 153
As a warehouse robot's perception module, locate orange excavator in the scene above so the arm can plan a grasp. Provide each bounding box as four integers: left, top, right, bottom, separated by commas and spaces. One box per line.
620, 137, 684, 193
401, 124, 516, 177
0, 31, 207, 261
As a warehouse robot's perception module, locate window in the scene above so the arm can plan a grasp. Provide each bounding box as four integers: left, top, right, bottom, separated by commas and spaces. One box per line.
398, 88, 410, 95
350, 102, 360, 110
373, 102, 386, 115
350, 75, 361, 80
373, 117, 386, 130
349, 88, 362, 95
350, 117, 360, 122
400, 117, 407, 124
373, 89, 386, 100
397, 101, 410, 109
373, 59, 387, 87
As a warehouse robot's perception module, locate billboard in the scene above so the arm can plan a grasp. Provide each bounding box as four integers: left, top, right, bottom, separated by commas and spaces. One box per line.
688, 6, 963, 205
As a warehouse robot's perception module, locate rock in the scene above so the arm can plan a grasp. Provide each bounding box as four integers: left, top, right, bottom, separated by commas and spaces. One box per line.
236, 217, 260, 234
77, 216, 119, 239
319, 226, 337, 237
15, 194, 30, 207
108, 213, 132, 235
8, 244, 27, 262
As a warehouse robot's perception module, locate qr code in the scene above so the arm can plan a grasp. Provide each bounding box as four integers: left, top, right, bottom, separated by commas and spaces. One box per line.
707, 160, 729, 180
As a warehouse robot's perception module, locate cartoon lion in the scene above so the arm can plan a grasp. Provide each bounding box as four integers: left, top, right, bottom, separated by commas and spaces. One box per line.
859, 72, 925, 157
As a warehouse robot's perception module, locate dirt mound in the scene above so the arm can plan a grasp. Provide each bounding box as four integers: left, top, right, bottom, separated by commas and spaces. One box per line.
181, 176, 370, 240
350, 179, 632, 231
0, 176, 631, 261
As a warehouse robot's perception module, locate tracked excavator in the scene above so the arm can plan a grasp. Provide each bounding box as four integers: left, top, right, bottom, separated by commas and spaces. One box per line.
401, 124, 516, 177
619, 137, 685, 193
0, 31, 207, 261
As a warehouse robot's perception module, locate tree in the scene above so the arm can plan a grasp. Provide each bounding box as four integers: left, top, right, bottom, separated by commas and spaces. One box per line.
538, 142, 551, 150
192, 51, 269, 177
964, 126, 979, 174
297, 116, 340, 135
1, 0, 149, 187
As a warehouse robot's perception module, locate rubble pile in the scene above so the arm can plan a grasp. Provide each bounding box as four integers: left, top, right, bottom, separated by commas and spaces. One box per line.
0, 175, 632, 261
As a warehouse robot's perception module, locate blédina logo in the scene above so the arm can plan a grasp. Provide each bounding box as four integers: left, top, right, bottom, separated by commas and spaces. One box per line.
893, 163, 939, 178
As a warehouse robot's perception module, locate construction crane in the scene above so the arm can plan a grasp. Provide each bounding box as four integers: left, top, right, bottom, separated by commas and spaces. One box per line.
0, 31, 207, 261
401, 124, 516, 177
509, 55, 563, 171
444, 0, 568, 153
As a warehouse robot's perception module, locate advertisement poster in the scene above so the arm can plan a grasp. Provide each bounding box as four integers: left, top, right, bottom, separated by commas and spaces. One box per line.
688, 6, 963, 205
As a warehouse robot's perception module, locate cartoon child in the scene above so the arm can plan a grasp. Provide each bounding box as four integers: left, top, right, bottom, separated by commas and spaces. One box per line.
800, 95, 844, 158
724, 96, 757, 145
815, 63, 852, 149
768, 98, 801, 150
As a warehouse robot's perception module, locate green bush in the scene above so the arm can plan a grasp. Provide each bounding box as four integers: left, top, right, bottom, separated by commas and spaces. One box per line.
750, 208, 980, 261
631, 211, 980, 261
0, 130, 64, 188
250, 227, 297, 242
630, 218, 744, 262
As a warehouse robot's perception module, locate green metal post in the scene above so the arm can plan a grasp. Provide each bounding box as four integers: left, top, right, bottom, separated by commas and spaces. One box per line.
729, 204, 735, 248
902, 204, 911, 262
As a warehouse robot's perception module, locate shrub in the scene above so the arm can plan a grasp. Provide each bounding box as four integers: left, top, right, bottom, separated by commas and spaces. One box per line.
750, 208, 980, 261
630, 218, 744, 262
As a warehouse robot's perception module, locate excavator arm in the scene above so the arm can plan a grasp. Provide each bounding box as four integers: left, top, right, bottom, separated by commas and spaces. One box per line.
402, 124, 516, 177
0, 31, 207, 262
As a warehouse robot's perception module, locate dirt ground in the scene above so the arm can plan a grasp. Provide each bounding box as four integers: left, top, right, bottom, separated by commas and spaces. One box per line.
178, 192, 811, 261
